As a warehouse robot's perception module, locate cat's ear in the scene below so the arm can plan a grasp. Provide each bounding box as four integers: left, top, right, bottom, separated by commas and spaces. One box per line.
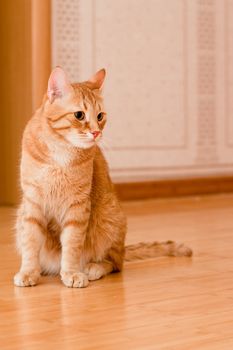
47, 66, 73, 103
87, 68, 106, 90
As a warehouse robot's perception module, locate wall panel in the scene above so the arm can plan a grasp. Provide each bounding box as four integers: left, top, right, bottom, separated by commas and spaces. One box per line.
49, 1, 233, 182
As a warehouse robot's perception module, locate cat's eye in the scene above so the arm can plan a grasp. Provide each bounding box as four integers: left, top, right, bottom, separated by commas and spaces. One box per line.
97, 113, 104, 122
74, 111, 85, 121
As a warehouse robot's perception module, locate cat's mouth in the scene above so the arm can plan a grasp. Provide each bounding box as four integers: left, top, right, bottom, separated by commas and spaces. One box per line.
67, 131, 102, 149
85, 131, 102, 142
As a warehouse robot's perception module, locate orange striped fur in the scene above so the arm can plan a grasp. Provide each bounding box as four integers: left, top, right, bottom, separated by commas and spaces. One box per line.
14, 67, 192, 288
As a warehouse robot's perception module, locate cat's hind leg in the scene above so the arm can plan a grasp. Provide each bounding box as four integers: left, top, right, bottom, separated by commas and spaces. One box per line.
84, 245, 124, 281
84, 261, 114, 281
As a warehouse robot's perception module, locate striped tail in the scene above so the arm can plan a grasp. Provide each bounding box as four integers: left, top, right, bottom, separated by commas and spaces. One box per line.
124, 240, 192, 262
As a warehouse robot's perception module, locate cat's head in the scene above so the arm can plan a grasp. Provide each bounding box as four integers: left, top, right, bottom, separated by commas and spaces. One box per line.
45, 67, 106, 149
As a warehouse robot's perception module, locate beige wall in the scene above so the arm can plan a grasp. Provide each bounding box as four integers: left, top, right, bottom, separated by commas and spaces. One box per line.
52, 0, 233, 182
0, 0, 51, 205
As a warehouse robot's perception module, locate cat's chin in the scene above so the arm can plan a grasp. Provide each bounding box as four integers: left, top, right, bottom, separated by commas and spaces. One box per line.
65, 133, 95, 149
77, 141, 95, 149
68, 139, 95, 149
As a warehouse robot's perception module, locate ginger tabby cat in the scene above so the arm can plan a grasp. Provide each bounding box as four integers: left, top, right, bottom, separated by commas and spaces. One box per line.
14, 67, 192, 288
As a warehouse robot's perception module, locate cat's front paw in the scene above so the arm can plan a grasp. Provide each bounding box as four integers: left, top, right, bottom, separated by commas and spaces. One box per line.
60, 271, 89, 288
14, 270, 40, 287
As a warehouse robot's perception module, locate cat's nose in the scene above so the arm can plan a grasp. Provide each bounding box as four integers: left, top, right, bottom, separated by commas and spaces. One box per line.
91, 131, 101, 139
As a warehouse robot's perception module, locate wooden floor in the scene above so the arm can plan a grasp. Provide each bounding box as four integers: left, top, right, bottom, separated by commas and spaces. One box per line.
1, 194, 233, 349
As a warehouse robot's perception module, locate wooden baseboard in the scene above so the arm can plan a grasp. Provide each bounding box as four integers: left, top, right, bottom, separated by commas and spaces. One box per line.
115, 176, 233, 201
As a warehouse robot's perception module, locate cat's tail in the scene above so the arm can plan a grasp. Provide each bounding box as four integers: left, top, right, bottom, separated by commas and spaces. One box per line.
124, 240, 192, 262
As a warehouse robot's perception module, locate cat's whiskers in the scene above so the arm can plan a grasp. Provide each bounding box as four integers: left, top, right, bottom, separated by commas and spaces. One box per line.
76, 135, 91, 139
99, 137, 112, 151
101, 135, 112, 146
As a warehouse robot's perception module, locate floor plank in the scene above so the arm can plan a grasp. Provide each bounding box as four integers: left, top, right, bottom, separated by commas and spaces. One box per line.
0, 194, 233, 349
